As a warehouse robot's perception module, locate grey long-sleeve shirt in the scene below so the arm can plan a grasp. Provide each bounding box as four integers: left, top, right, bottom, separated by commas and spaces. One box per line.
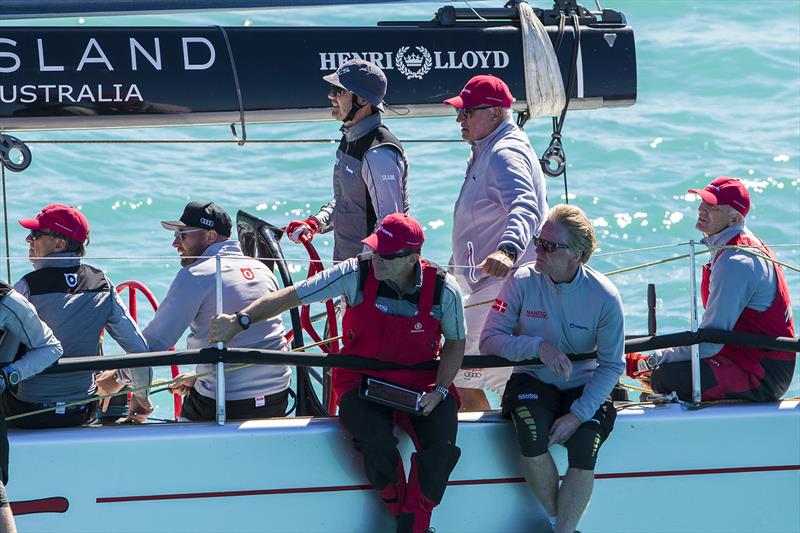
11, 254, 151, 403
656, 223, 780, 364
143, 240, 291, 400
0, 288, 62, 382
449, 118, 548, 295
480, 264, 625, 422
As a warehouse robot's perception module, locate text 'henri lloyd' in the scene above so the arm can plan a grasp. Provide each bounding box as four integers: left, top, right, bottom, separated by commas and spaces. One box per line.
320, 46, 509, 80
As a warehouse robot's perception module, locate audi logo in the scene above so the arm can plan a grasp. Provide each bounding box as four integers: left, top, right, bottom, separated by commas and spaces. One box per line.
462, 371, 482, 378
200, 217, 214, 227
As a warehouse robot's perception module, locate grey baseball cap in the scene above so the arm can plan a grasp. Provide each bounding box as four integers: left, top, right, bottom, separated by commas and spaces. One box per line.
323, 59, 387, 111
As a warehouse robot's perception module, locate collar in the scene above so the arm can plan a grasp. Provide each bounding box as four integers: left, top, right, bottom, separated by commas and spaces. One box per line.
701, 223, 745, 250
546, 263, 586, 293
341, 113, 382, 142
470, 118, 514, 151
33, 252, 80, 271
185, 240, 242, 268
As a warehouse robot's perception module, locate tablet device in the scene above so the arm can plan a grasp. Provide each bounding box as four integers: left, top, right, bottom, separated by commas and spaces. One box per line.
359, 376, 423, 415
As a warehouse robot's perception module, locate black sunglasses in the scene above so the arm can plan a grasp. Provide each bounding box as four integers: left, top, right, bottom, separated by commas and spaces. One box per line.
534, 236, 570, 254
456, 106, 494, 119
27, 229, 63, 241
328, 84, 347, 96
377, 250, 417, 261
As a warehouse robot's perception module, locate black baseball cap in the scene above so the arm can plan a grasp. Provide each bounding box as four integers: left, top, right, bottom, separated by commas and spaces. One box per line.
160, 201, 232, 237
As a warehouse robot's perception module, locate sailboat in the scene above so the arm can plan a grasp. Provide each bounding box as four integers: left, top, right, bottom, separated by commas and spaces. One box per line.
1, 1, 798, 532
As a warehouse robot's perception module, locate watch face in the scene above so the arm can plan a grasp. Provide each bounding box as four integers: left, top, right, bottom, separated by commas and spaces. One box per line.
239, 314, 251, 328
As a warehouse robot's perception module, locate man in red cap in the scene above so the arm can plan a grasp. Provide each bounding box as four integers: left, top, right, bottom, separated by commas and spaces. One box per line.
5, 204, 153, 427
211, 212, 465, 533
443, 74, 549, 411
627, 177, 795, 401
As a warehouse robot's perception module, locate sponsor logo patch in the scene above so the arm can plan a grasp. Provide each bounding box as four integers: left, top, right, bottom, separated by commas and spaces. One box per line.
63, 273, 78, 288
525, 310, 547, 319
569, 322, 589, 331
240, 267, 255, 281
517, 393, 538, 401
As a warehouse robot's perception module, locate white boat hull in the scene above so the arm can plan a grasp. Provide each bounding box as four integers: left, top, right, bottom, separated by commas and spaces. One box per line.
8, 401, 800, 533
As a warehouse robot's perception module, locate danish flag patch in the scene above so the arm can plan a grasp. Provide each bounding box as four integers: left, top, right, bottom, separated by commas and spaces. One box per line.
491, 299, 507, 313
240, 267, 255, 281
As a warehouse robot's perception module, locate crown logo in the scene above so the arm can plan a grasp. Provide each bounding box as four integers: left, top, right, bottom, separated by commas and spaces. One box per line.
396, 46, 432, 80
404, 54, 423, 67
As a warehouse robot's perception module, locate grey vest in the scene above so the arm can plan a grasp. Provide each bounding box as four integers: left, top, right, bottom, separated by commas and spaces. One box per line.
331, 124, 408, 261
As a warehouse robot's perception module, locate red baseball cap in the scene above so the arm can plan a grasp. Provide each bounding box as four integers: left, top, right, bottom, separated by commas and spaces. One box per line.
688, 176, 751, 217
19, 204, 90, 243
362, 213, 424, 255
443, 75, 514, 109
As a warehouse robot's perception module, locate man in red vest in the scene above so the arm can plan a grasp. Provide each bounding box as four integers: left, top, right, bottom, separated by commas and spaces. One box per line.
211, 212, 466, 533
627, 176, 795, 401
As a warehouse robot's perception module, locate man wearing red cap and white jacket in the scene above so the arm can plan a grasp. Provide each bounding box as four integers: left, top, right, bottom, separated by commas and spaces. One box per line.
628, 177, 795, 401
211, 212, 466, 533
3, 204, 153, 427
444, 74, 549, 411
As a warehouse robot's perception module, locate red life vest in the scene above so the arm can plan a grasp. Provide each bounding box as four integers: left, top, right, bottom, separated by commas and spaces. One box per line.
332, 259, 456, 402
701, 231, 795, 378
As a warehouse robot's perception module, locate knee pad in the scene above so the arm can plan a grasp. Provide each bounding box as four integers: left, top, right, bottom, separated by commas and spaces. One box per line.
413, 443, 461, 504
510, 405, 548, 458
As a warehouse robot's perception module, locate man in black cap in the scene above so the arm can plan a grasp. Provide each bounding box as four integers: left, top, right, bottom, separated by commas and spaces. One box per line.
286, 59, 409, 262
142, 201, 293, 421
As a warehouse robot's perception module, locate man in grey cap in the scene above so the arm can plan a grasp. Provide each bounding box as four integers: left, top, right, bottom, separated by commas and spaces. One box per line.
286, 59, 409, 262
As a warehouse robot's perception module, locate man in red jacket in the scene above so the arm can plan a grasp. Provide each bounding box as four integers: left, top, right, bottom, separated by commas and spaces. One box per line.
628, 177, 795, 401
211, 212, 466, 533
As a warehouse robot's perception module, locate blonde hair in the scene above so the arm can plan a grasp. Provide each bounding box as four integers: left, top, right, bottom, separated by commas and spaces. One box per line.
548, 204, 596, 264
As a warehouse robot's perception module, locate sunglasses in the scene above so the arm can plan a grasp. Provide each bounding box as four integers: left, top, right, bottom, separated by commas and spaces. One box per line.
534, 236, 570, 254
328, 84, 347, 97
456, 106, 494, 119
27, 229, 62, 241
173, 228, 203, 241
376, 250, 417, 261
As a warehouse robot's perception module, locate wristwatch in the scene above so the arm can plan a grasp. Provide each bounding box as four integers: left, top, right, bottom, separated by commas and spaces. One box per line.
1, 365, 21, 387
236, 312, 252, 331
433, 385, 449, 399
497, 245, 517, 262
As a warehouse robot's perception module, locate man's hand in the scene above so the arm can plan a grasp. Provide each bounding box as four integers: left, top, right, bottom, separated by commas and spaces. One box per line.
419, 391, 444, 416
210, 313, 241, 344
120, 395, 154, 424
285, 218, 319, 244
168, 373, 198, 397
548, 412, 582, 446
95, 370, 126, 412
539, 341, 573, 379
477, 251, 514, 278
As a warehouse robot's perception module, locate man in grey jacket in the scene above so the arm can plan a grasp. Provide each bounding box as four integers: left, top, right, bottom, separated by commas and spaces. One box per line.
481, 205, 624, 533
2, 204, 152, 428
444, 75, 549, 411
144, 201, 292, 421
0, 281, 62, 532
286, 59, 409, 262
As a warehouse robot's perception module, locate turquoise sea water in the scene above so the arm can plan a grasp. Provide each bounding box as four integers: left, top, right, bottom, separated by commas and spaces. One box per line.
1, 1, 798, 418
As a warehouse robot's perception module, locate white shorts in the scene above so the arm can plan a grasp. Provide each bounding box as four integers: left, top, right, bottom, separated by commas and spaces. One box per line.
453, 280, 512, 395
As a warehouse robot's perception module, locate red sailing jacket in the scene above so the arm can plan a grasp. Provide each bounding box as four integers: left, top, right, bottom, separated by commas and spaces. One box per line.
701, 231, 795, 378
332, 259, 456, 402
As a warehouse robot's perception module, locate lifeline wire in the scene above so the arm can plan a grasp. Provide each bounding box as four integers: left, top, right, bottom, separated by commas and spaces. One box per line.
1, 164, 9, 282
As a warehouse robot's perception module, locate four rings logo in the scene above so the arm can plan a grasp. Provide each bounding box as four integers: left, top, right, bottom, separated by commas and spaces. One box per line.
199, 217, 214, 227
320, 47, 509, 81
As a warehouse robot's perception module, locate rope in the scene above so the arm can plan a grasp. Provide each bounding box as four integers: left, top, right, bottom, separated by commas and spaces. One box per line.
216, 25, 247, 146
517, 1, 566, 118
20, 139, 462, 145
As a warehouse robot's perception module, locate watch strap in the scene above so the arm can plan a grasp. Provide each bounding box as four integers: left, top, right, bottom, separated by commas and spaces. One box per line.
434, 385, 449, 399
